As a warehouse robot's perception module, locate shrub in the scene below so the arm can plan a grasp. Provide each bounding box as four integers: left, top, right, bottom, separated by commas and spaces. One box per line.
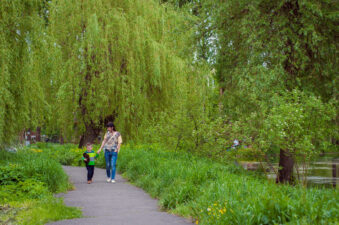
0, 147, 82, 224
0, 150, 69, 193
0, 179, 49, 203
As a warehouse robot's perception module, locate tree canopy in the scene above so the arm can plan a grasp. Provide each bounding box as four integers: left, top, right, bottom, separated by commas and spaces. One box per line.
0, 0, 50, 144
0, 0, 211, 147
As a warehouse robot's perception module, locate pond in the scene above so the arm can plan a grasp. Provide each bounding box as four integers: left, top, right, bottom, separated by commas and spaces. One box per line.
240, 152, 339, 188
305, 153, 339, 188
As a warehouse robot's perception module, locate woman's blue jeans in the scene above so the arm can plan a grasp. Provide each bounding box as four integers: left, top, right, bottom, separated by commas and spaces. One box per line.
105, 150, 118, 179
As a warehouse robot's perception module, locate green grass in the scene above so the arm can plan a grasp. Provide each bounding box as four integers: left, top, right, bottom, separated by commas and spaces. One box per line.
17, 143, 339, 225
29, 142, 106, 168
14, 197, 81, 225
1, 197, 81, 225
0, 148, 82, 224
117, 144, 339, 225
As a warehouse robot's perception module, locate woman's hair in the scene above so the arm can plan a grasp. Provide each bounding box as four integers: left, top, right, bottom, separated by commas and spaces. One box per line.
106, 122, 116, 131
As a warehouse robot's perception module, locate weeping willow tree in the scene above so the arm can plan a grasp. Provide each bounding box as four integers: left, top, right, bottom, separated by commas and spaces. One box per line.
0, 0, 51, 146
46, 0, 206, 147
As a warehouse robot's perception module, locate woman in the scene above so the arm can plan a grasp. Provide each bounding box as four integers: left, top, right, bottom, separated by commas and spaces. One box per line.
97, 122, 122, 183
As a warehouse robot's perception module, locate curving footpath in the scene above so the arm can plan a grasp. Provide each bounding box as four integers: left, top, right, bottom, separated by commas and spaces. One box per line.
47, 166, 192, 225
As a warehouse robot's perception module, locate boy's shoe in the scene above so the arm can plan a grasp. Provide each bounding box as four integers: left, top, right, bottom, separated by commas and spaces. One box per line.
106, 178, 111, 183
111, 179, 116, 183
87, 181, 91, 184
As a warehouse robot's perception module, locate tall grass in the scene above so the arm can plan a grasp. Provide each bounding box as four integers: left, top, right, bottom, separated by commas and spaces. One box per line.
0, 149, 69, 192
117, 145, 339, 225
0, 147, 82, 224
30, 142, 106, 168
18, 143, 339, 224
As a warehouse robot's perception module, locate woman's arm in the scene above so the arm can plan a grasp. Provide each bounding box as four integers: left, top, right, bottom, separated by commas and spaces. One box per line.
117, 135, 123, 153
97, 134, 107, 153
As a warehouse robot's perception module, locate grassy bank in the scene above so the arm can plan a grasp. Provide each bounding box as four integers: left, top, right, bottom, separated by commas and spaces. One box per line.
0, 147, 82, 225
117, 145, 338, 225
22, 143, 339, 224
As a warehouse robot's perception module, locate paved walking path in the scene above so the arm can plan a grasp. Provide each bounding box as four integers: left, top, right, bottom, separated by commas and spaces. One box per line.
48, 166, 192, 225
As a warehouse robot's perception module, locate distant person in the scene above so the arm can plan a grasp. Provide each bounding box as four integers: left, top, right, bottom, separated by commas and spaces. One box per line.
82, 142, 99, 184
232, 139, 240, 149
97, 122, 122, 183
226, 139, 240, 151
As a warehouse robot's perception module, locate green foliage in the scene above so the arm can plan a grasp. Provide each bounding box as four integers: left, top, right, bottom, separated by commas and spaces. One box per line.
118, 144, 339, 225
1, 0, 337, 193
13, 143, 338, 224
0, 179, 49, 203
228, 0, 336, 139
45, 0, 209, 143
0, 0, 211, 148
0, 150, 69, 192
206, 0, 338, 98
0, 0, 51, 145
1, 197, 82, 225
167, 0, 339, 178
28, 143, 106, 168
153, 1, 339, 180
258, 90, 337, 156
0, 147, 82, 224
41, 144, 84, 166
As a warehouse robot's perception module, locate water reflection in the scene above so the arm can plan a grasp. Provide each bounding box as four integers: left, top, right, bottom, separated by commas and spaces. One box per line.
241, 152, 339, 188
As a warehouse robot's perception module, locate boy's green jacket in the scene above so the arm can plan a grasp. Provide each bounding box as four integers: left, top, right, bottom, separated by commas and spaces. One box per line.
82, 151, 99, 166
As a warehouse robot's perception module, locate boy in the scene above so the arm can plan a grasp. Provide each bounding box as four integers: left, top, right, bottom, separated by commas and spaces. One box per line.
82, 142, 99, 184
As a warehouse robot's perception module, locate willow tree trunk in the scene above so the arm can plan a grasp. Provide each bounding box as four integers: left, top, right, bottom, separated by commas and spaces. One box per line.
60, 135, 64, 145
276, 3, 299, 184
78, 122, 101, 148
19, 130, 25, 144
36, 127, 41, 142
276, 149, 294, 184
